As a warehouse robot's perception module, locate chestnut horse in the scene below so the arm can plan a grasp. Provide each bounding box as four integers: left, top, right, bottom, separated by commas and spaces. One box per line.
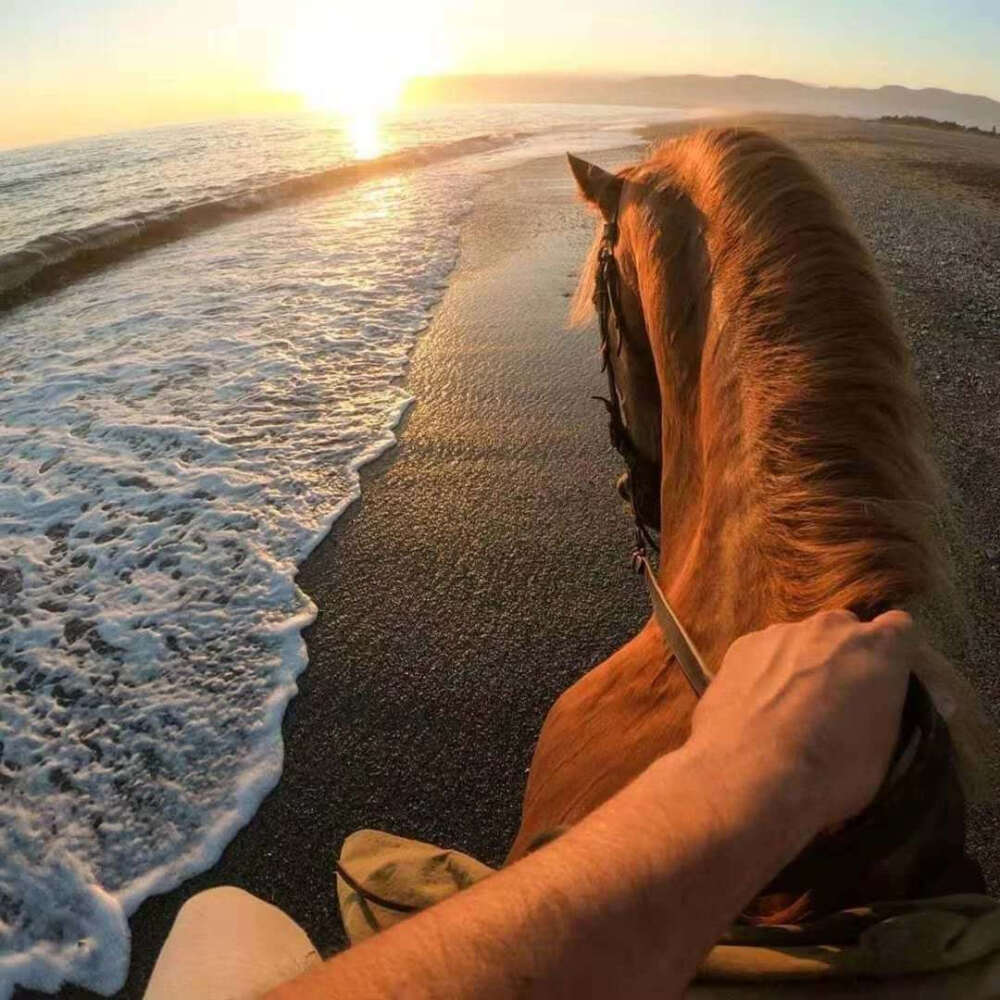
507, 128, 984, 917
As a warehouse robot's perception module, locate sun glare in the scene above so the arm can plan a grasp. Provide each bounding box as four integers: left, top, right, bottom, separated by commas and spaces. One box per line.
349, 111, 381, 160
274, 3, 446, 158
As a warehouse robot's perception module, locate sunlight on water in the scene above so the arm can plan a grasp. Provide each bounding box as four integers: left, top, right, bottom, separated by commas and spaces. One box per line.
0, 163, 480, 998
349, 108, 381, 159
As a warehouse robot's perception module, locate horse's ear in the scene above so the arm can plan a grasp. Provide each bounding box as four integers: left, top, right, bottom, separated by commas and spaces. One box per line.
567, 153, 623, 222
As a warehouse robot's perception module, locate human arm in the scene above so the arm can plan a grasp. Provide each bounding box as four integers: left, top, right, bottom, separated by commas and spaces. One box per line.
265, 609, 915, 1000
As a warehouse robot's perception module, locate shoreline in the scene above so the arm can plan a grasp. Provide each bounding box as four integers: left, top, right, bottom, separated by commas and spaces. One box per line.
34, 115, 1000, 999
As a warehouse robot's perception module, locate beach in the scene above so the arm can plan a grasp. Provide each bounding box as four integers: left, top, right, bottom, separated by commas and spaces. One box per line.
36, 115, 1000, 999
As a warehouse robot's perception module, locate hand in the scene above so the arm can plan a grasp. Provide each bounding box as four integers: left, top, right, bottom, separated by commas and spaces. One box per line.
687, 609, 916, 834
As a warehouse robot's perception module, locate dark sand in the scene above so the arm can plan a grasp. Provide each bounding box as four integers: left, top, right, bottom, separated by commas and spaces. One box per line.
39, 116, 999, 999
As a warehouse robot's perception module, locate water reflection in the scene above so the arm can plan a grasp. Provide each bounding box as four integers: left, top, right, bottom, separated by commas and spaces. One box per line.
348, 108, 380, 160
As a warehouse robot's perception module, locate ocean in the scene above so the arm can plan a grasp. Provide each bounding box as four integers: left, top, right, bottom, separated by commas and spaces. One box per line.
0, 103, 686, 996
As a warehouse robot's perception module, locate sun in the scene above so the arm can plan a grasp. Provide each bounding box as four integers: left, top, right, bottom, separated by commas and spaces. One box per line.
273, 3, 446, 157
280, 36, 408, 118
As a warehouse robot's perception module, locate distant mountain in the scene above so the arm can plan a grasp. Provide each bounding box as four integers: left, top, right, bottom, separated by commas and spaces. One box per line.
402, 73, 1000, 132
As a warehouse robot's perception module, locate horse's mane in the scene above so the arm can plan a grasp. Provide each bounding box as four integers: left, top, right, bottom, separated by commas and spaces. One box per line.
572, 128, 990, 784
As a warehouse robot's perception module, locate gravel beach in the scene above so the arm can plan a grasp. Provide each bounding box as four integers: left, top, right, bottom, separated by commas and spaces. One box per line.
37, 115, 999, 999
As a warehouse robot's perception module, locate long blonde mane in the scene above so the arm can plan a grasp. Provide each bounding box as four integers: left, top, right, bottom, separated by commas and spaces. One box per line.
573, 127, 989, 784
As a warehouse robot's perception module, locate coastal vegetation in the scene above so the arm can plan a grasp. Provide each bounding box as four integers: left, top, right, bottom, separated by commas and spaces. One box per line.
879, 114, 999, 138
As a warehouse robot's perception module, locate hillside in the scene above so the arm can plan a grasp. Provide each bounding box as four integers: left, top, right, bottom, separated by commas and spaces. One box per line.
403, 73, 1000, 132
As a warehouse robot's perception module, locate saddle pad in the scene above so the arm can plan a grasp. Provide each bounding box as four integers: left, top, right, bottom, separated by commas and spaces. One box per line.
336, 829, 494, 943
336, 829, 1000, 996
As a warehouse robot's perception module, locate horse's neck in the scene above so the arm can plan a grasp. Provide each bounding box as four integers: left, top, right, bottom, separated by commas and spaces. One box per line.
653, 354, 777, 672
658, 483, 771, 673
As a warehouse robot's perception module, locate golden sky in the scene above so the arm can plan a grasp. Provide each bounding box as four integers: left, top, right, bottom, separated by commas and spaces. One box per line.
3, 0, 998, 148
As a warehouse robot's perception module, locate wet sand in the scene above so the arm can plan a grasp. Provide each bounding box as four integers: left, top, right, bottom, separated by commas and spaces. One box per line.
39, 116, 999, 999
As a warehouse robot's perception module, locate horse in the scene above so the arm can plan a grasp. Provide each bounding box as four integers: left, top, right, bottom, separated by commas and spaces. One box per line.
506, 127, 986, 920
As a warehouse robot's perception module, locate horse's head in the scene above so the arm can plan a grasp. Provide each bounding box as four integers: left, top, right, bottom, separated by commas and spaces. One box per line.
567, 152, 710, 551
565, 128, 990, 808
567, 154, 663, 536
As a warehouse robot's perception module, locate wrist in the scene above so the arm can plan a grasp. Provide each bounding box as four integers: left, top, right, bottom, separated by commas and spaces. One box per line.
648, 736, 821, 870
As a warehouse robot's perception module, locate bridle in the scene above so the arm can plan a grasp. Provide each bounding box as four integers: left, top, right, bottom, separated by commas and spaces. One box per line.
592, 206, 713, 696
592, 213, 663, 558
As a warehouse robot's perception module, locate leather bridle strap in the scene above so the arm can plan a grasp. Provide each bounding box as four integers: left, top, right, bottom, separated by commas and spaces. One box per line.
640, 554, 712, 697
592, 213, 662, 556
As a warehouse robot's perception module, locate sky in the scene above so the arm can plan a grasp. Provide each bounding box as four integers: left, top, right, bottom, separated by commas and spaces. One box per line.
2, 0, 999, 148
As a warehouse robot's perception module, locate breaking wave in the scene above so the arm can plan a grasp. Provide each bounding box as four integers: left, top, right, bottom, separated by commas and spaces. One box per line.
0, 133, 514, 311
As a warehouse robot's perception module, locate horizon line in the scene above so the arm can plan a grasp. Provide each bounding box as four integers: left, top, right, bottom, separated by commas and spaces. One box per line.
4, 69, 999, 154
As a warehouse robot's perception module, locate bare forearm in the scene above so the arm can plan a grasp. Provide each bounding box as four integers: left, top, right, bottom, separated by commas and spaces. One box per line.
266, 741, 814, 1000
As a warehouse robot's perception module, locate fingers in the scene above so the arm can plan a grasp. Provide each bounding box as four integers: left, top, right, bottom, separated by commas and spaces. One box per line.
868, 608, 913, 634
818, 608, 860, 624
865, 610, 917, 663
862, 610, 918, 694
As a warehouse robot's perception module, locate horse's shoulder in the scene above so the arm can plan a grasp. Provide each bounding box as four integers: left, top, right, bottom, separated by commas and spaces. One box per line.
546, 620, 661, 714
